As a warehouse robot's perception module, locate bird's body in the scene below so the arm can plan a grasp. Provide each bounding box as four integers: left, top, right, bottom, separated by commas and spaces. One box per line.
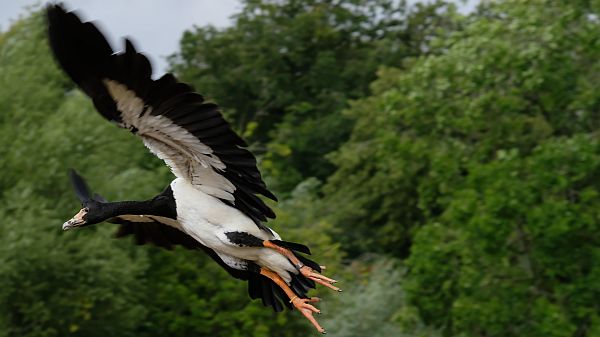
169, 178, 297, 281
47, 4, 338, 333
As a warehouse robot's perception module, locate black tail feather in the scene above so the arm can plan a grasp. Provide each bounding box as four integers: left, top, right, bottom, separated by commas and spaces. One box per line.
260, 278, 276, 309
294, 269, 316, 289
269, 281, 287, 312
248, 275, 261, 300
246, 254, 323, 313
271, 239, 311, 255
273, 284, 293, 310
291, 273, 314, 294
290, 276, 307, 295
296, 253, 322, 273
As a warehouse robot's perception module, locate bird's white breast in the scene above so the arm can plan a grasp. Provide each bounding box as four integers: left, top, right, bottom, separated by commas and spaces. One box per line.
170, 178, 294, 281
170, 178, 271, 247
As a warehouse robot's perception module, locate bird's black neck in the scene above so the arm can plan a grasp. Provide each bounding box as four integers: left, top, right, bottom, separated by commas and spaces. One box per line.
101, 200, 162, 217
89, 186, 177, 223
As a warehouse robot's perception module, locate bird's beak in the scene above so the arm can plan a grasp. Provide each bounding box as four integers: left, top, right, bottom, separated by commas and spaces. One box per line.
63, 208, 87, 230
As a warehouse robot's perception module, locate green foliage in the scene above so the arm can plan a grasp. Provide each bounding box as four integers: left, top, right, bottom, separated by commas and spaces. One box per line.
0, 6, 342, 337
3, 0, 600, 336
407, 135, 600, 336
136, 248, 300, 337
0, 192, 147, 337
323, 0, 600, 335
170, 0, 460, 192
321, 257, 440, 337
0, 12, 149, 337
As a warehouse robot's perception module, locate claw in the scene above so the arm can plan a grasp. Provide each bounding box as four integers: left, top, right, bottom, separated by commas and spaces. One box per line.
309, 276, 341, 291
259, 267, 328, 333
300, 266, 340, 291
292, 297, 326, 333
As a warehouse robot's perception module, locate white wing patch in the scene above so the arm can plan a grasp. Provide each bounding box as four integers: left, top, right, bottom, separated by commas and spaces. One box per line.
104, 79, 236, 200
144, 137, 235, 200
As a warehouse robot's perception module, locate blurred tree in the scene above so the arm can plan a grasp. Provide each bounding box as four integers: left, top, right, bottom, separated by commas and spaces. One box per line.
325, 0, 600, 257
0, 7, 341, 337
320, 257, 440, 337
0, 12, 149, 337
323, 0, 600, 335
5, 0, 600, 336
407, 135, 600, 336
169, 0, 460, 192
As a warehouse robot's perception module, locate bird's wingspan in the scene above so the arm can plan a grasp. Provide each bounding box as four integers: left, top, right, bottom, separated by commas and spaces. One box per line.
111, 214, 295, 312
47, 5, 276, 227
112, 215, 197, 250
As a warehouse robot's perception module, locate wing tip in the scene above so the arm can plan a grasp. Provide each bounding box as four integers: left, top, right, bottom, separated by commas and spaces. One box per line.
46, 2, 67, 16
68, 168, 92, 203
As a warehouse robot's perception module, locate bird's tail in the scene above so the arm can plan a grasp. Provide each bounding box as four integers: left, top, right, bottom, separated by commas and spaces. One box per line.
271, 240, 323, 297
249, 239, 326, 312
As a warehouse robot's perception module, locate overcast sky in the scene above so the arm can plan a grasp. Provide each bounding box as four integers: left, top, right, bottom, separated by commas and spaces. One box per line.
0, 0, 477, 75
0, 0, 241, 75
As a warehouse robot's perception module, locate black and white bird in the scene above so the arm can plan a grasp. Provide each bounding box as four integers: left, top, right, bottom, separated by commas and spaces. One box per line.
47, 4, 338, 333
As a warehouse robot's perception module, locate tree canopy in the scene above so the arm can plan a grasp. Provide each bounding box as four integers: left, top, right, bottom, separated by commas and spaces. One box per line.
1, 0, 599, 336
323, 0, 600, 335
170, 0, 459, 191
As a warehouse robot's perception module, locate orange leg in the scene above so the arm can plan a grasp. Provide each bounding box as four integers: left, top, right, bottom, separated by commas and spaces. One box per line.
263, 241, 341, 292
260, 267, 326, 334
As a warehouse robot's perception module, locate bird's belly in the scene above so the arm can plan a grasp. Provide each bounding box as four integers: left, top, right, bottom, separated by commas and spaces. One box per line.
170, 178, 273, 251
176, 214, 269, 261
178, 215, 289, 274
172, 182, 297, 280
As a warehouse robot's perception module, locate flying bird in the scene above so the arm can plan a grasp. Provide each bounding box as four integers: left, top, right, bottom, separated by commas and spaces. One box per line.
47, 4, 338, 333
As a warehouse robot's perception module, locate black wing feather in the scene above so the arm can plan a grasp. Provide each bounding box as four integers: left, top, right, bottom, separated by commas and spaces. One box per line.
111, 215, 295, 312
68, 169, 91, 203
48, 6, 317, 313
47, 4, 277, 229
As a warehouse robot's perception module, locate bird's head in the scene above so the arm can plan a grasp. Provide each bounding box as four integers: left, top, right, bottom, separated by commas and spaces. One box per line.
62, 200, 107, 230
62, 170, 108, 230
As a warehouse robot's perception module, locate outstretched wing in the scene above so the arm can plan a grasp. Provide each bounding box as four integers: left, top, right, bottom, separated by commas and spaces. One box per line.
111, 214, 292, 312
111, 214, 193, 249
47, 4, 276, 229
